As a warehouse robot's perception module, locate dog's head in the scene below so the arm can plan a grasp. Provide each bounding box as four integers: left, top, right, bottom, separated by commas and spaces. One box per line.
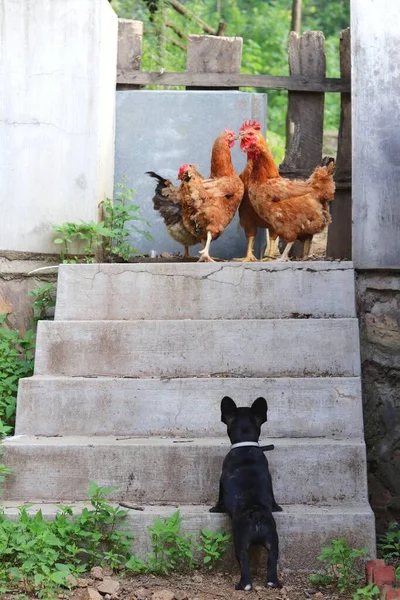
220, 396, 267, 444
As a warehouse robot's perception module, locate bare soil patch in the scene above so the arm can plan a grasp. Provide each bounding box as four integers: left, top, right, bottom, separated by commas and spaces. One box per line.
3, 570, 354, 600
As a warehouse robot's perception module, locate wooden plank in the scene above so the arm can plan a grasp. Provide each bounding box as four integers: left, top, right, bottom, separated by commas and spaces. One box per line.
326, 28, 352, 259
186, 34, 242, 91
116, 71, 350, 93
279, 31, 326, 257
117, 20, 143, 88
280, 31, 326, 176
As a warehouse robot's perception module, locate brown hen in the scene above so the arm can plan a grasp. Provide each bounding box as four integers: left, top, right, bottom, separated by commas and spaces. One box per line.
239, 127, 335, 260
178, 129, 244, 262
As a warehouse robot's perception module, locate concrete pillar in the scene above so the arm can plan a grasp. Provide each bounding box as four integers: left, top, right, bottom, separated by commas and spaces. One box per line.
351, 0, 400, 268
0, 0, 118, 254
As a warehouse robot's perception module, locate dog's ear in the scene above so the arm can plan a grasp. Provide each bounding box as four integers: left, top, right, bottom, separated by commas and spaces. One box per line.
221, 396, 237, 425
251, 397, 268, 425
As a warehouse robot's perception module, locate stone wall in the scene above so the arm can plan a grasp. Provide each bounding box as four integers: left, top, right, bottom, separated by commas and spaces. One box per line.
356, 272, 400, 532
0, 254, 58, 332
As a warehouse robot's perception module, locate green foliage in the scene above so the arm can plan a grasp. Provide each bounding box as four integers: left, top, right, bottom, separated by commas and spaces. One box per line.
378, 522, 400, 561
52, 220, 113, 263
146, 510, 196, 573
308, 538, 369, 593
99, 178, 152, 261
0, 482, 132, 599
396, 565, 400, 582
125, 512, 231, 574
53, 180, 151, 263
200, 529, 231, 569
28, 283, 56, 323
353, 583, 380, 600
308, 573, 333, 587
0, 314, 35, 435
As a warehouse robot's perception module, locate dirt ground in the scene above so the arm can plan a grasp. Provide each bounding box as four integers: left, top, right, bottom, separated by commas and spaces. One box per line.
3, 569, 354, 600
107, 571, 353, 600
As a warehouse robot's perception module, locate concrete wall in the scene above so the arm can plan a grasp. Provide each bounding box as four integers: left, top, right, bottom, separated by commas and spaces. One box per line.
114, 91, 267, 259
351, 0, 400, 268
0, 0, 118, 254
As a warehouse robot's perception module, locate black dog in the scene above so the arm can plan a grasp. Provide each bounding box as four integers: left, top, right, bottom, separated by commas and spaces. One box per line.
210, 396, 282, 591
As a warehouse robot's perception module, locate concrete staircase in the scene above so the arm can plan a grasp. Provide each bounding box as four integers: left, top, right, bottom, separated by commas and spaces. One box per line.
3, 262, 376, 570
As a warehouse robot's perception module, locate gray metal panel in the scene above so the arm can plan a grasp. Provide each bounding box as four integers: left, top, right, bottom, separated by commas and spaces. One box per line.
114, 90, 267, 259
351, 0, 400, 268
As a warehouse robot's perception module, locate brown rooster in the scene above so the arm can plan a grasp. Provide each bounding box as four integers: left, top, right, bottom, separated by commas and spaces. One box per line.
239, 127, 335, 260
234, 120, 273, 262
177, 129, 244, 262
146, 170, 200, 258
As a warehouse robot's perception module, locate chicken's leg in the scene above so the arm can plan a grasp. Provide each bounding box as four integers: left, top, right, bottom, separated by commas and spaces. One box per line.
198, 231, 215, 263
302, 237, 312, 259
233, 235, 257, 262
183, 246, 190, 259
262, 235, 278, 261
279, 241, 295, 261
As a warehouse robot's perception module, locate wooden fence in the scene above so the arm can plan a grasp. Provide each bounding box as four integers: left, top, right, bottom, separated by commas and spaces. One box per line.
116, 21, 351, 260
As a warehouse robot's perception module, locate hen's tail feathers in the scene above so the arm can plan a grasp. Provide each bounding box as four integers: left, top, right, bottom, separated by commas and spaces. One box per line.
321, 156, 335, 174
146, 170, 167, 187
146, 171, 182, 226
308, 157, 336, 203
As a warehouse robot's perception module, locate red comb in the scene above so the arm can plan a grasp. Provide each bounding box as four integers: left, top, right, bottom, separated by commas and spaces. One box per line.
177, 164, 190, 180
224, 128, 236, 135
239, 120, 261, 134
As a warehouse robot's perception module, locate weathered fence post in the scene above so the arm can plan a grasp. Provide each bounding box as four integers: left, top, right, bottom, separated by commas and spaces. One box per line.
326, 28, 351, 259
117, 20, 143, 89
280, 31, 326, 257
186, 34, 243, 90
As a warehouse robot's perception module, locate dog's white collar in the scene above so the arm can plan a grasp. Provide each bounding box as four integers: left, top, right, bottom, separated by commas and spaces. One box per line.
230, 441, 259, 450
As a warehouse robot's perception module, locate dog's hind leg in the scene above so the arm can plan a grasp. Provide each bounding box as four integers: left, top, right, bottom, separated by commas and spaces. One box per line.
233, 525, 252, 591
264, 530, 282, 589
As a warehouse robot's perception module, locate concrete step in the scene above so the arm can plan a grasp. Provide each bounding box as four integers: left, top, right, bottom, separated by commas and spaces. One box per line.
1, 501, 375, 571
15, 376, 363, 438
54, 262, 356, 321
34, 319, 361, 378
3, 436, 368, 505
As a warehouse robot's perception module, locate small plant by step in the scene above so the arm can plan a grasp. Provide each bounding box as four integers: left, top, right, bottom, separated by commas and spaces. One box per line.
200, 528, 232, 570
353, 582, 380, 599
126, 511, 232, 574
0, 482, 132, 599
308, 538, 369, 593
53, 178, 152, 263
0, 313, 35, 436
378, 522, 400, 562
100, 179, 153, 261
28, 283, 56, 322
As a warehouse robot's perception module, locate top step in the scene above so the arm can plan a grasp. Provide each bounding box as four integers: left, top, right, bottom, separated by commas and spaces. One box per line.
55, 262, 356, 320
